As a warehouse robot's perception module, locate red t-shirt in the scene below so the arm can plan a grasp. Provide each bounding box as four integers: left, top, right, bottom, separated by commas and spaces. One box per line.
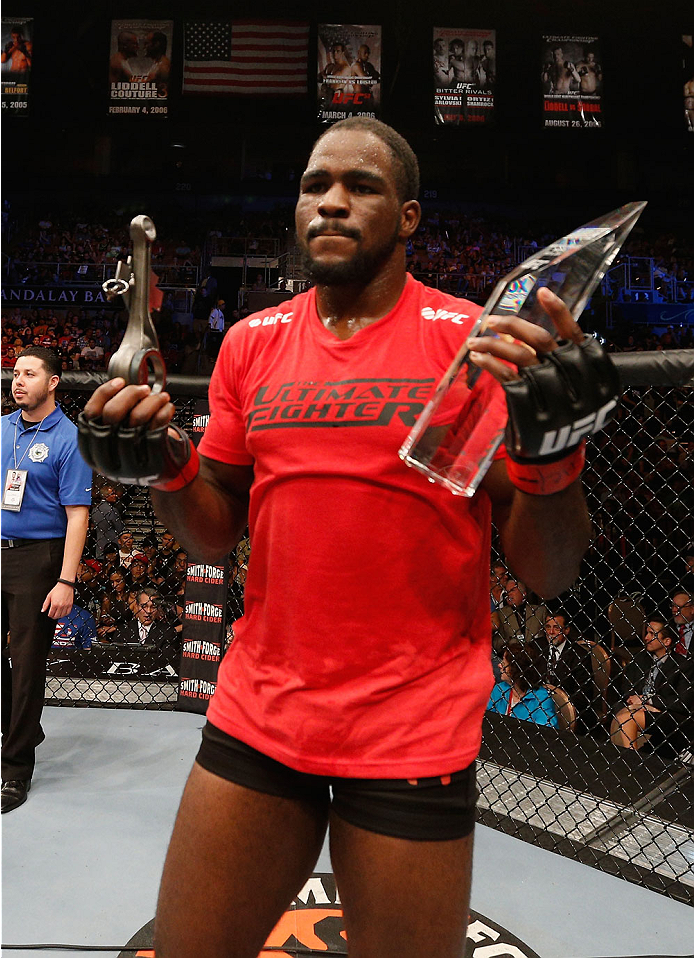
200, 275, 502, 778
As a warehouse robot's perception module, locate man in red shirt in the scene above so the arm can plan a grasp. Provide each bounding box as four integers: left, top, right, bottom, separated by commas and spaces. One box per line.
81, 117, 618, 957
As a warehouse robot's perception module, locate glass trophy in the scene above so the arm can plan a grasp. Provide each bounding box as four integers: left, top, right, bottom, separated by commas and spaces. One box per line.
399, 200, 647, 496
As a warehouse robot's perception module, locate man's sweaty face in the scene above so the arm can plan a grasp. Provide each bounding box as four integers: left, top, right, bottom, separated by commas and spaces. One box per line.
295, 129, 403, 286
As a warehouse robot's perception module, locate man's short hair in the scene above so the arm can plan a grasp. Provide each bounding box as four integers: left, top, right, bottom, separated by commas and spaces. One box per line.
314, 117, 420, 204
138, 587, 159, 604
645, 618, 675, 643
17, 346, 61, 379
547, 611, 568, 627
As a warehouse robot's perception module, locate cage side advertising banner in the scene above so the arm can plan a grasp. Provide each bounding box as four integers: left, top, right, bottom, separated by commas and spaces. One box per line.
541, 34, 603, 128
109, 19, 173, 116
434, 28, 496, 126
1, 17, 32, 116
176, 399, 229, 714
683, 35, 694, 132
317, 24, 381, 124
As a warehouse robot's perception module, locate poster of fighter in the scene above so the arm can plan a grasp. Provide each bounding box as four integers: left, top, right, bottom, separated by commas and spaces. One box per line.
1, 17, 32, 116
433, 28, 496, 126
317, 24, 381, 124
108, 19, 173, 116
541, 35, 603, 129
683, 35, 694, 132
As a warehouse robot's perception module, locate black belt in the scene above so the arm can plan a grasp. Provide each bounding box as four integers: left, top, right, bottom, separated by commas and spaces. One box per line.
1, 537, 41, 549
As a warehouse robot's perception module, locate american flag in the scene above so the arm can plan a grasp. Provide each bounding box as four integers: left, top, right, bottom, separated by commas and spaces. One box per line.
183, 22, 234, 94
183, 20, 309, 96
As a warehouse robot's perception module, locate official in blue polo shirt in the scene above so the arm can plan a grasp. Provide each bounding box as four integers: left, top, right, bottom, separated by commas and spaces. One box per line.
1, 346, 92, 813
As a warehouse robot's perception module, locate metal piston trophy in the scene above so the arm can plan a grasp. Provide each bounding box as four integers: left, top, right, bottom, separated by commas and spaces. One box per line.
102, 214, 166, 391
399, 201, 647, 496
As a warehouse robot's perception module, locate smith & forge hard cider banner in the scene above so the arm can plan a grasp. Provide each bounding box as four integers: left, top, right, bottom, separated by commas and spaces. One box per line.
541, 34, 603, 128
434, 27, 496, 126
1, 17, 32, 116
317, 24, 381, 123
176, 399, 229, 714
108, 19, 173, 116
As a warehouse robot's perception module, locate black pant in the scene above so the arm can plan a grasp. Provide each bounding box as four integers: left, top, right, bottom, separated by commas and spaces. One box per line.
1, 538, 64, 781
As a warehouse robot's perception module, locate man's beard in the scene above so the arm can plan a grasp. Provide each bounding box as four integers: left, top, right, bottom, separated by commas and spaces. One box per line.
13, 384, 49, 413
297, 223, 401, 286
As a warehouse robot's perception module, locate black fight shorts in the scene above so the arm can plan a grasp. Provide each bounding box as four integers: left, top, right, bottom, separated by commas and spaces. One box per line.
196, 721, 477, 842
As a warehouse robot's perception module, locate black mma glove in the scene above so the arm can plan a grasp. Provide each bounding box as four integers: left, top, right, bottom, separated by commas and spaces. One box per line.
77, 414, 199, 491
502, 336, 620, 495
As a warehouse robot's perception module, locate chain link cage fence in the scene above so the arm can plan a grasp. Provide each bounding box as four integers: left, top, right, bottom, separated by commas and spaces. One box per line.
2, 355, 693, 905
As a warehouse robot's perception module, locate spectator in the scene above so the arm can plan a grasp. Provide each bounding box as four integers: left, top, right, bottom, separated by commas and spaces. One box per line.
671, 589, 694, 656
490, 561, 509, 613
158, 548, 188, 602
74, 558, 102, 619
206, 299, 225, 358
492, 578, 547, 645
126, 554, 151, 611
112, 588, 178, 648
139, 534, 159, 576
533, 612, 597, 734
97, 567, 132, 640
611, 617, 694, 755
80, 339, 105, 367
487, 640, 558, 728
117, 530, 136, 568
90, 484, 125, 558
152, 531, 178, 582
1, 347, 17, 368
100, 543, 120, 580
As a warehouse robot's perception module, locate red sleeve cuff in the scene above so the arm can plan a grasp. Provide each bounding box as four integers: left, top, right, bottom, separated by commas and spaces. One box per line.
506, 442, 585, 495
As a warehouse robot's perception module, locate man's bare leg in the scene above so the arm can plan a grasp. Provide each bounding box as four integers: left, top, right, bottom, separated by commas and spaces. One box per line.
329, 811, 474, 958
155, 763, 329, 958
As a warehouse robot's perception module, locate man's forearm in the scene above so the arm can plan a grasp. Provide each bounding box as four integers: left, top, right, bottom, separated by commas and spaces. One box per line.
151, 474, 248, 562
500, 480, 591, 599
61, 506, 90, 581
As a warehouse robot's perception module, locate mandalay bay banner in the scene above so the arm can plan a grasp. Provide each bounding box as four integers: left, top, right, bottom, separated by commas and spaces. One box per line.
1, 17, 32, 116
317, 24, 381, 123
108, 19, 173, 116
433, 28, 496, 126
541, 34, 603, 128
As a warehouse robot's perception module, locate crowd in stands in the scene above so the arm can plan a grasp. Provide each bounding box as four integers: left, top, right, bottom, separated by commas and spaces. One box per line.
49, 468, 694, 762
487, 558, 694, 758
48, 478, 249, 657
3, 203, 693, 377
3, 207, 203, 285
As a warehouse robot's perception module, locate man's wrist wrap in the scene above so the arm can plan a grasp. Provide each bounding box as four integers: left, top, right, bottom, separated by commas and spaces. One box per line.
506, 442, 585, 495
150, 442, 200, 492
77, 415, 197, 489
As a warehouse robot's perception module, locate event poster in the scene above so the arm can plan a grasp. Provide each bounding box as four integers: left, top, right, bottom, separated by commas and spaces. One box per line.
317, 24, 381, 123
108, 19, 173, 116
541, 34, 603, 128
683, 35, 694, 132
433, 28, 496, 126
1, 17, 32, 116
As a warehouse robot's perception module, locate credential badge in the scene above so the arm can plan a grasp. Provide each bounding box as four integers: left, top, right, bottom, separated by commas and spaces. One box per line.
28, 442, 49, 463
